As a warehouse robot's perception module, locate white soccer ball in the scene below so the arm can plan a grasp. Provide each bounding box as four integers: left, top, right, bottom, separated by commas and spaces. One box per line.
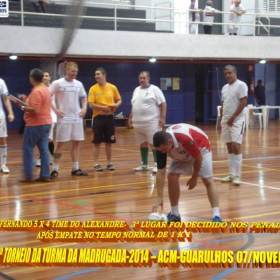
148, 212, 168, 222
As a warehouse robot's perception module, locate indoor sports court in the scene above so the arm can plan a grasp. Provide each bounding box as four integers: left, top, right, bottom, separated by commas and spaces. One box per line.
1, 0, 280, 279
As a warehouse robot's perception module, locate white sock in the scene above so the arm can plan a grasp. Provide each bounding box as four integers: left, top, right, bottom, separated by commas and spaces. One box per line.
212, 207, 220, 218
171, 206, 179, 216
72, 162, 79, 170
234, 154, 242, 177
53, 163, 59, 171
228, 153, 235, 176
0, 145, 7, 167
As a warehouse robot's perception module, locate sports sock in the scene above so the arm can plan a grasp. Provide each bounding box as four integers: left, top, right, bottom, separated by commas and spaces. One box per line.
228, 153, 235, 176
72, 162, 79, 171
0, 145, 7, 167
140, 147, 149, 166
53, 163, 59, 171
212, 207, 220, 218
234, 154, 242, 177
171, 206, 179, 216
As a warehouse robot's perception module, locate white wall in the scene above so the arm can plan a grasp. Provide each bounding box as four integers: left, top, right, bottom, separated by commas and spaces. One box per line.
134, 0, 174, 31
0, 26, 279, 61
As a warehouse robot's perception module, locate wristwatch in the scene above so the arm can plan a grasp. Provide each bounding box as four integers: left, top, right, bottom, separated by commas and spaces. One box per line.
21, 106, 25, 111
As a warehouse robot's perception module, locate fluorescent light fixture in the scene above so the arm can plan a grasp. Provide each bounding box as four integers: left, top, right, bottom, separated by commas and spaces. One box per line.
259, 59, 266, 64
149, 57, 156, 63
9, 55, 18, 60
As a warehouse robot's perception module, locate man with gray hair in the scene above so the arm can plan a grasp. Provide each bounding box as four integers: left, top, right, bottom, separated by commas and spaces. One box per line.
218, 65, 248, 185
128, 71, 166, 173
228, 0, 246, 35
15, 69, 52, 182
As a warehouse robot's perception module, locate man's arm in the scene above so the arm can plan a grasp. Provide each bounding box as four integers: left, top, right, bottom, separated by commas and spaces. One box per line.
128, 109, 133, 128
217, 102, 223, 130
152, 151, 167, 212
3, 96, 14, 122
159, 102, 167, 128
114, 98, 122, 110
227, 96, 247, 126
187, 154, 202, 190
79, 96, 88, 118
88, 102, 112, 113
152, 167, 166, 212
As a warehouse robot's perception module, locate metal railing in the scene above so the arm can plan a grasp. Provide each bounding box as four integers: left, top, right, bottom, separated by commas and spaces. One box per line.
256, 8, 271, 35
5, 0, 280, 36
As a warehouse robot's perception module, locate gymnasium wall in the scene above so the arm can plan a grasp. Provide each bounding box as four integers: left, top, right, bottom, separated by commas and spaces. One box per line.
0, 58, 274, 132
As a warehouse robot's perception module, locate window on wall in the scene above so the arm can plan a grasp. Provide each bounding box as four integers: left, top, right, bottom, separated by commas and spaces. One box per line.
263, 0, 280, 11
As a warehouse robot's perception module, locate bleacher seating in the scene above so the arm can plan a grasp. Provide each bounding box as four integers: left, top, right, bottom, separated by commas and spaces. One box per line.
1, 1, 161, 33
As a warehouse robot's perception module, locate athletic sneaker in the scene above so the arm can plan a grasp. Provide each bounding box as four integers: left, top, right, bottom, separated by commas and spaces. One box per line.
167, 212, 181, 224
107, 164, 115, 171
50, 170, 58, 179
152, 163, 157, 173
71, 169, 88, 176
94, 165, 104, 171
1, 165, 9, 174
134, 164, 149, 171
36, 159, 52, 166
221, 174, 234, 182
233, 176, 241, 185
212, 216, 223, 223
36, 159, 41, 167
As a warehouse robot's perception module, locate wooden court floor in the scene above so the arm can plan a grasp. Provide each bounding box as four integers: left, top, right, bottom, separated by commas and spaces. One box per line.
0, 121, 280, 280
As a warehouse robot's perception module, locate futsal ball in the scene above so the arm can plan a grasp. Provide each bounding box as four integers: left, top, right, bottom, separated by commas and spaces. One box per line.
148, 212, 168, 222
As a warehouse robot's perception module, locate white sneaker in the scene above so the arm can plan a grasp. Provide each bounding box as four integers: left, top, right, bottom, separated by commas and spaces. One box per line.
221, 174, 234, 182
233, 176, 241, 185
134, 164, 149, 171
1, 165, 9, 174
152, 163, 157, 173
36, 159, 41, 167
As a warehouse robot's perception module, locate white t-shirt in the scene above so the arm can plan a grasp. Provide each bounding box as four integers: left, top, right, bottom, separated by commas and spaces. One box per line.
49, 78, 87, 123
203, 6, 216, 26
0, 78, 9, 120
131, 84, 166, 125
221, 79, 248, 122
166, 124, 211, 160
229, 4, 245, 24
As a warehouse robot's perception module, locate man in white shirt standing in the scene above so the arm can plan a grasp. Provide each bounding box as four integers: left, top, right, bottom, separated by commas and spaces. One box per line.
49, 62, 88, 178
129, 71, 166, 173
228, 0, 246, 35
218, 65, 248, 185
0, 78, 14, 174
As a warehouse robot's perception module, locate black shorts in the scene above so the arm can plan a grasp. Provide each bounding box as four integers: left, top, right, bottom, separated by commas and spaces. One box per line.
92, 115, 116, 144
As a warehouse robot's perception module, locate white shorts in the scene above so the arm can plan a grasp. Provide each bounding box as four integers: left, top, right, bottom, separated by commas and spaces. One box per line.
169, 151, 213, 178
221, 119, 245, 144
228, 25, 238, 34
134, 124, 161, 145
49, 123, 56, 141
0, 119, 7, 138
56, 122, 84, 142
